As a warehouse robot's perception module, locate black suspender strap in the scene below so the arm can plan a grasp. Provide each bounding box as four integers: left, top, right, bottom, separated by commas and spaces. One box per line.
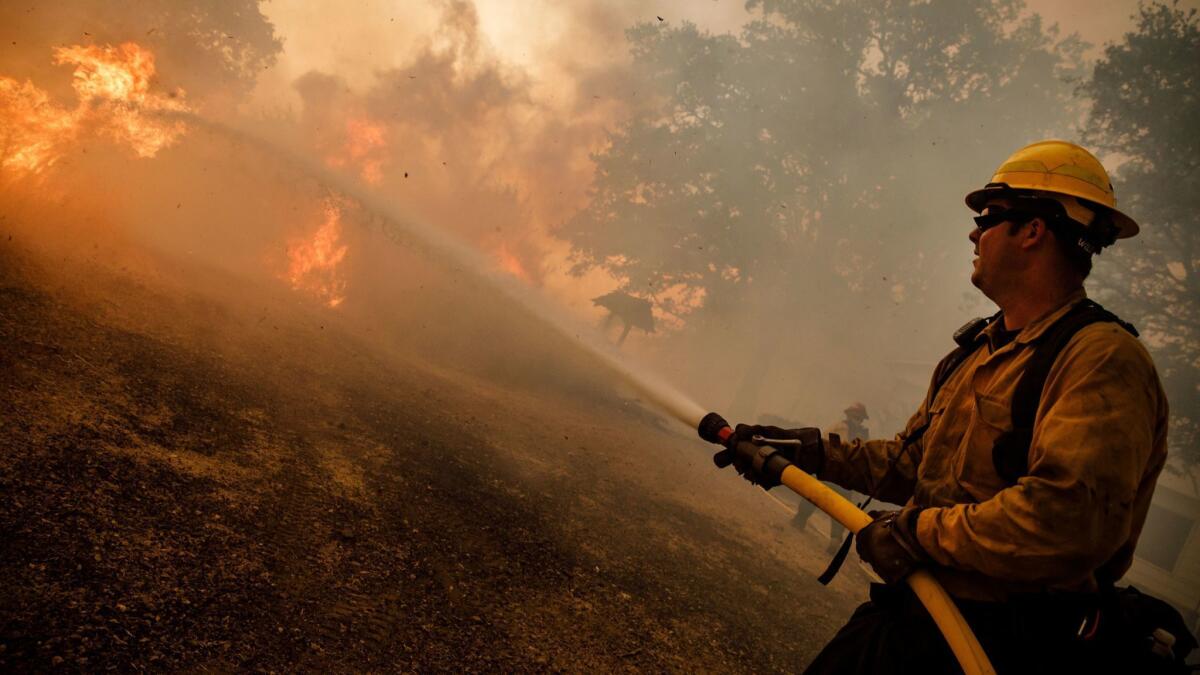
991, 299, 1137, 483
814, 302, 1137, 584
904, 311, 1000, 448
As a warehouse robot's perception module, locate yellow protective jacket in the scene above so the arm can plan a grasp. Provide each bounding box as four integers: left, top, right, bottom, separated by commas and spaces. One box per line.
820, 290, 1169, 601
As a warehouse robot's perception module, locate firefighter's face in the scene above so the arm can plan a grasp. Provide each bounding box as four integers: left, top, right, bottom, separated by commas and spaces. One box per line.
969, 198, 1025, 296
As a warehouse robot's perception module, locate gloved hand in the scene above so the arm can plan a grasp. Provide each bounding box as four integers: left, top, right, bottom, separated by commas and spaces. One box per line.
855, 506, 928, 584
712, 424, 825, 489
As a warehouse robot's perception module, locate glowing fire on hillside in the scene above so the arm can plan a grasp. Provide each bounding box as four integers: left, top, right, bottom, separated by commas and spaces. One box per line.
1, 42, 547, 310
325, 117, 388, 185
0, 42, 189, 177
285, 201, 350, 308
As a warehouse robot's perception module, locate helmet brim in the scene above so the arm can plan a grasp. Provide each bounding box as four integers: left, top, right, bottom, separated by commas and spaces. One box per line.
1109, 209, 1139, 239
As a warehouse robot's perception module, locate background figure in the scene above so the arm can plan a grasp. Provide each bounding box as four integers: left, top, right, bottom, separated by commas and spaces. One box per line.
762, 405, 868, 553
822, 403, 869, 548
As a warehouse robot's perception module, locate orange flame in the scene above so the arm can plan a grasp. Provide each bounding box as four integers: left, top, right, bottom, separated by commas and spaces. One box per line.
325, 117, 388, 184
285, 201, 349, 308
496, 242, 532, 283
55, 42, 189, 158
56, 43, 157, 103
0, 42, 188, 176
0, 79, 78, 173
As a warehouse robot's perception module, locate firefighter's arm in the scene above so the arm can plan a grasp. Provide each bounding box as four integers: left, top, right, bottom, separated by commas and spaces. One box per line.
914, 327, 1165, 584
818, 411, 927, 505
817, 356, 950, 502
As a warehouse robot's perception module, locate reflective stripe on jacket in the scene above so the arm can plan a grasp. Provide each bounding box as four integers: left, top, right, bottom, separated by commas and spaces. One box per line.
819, 290, 1169, 601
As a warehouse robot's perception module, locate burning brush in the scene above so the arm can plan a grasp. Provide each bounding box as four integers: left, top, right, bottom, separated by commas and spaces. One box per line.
0, 42, 189, 176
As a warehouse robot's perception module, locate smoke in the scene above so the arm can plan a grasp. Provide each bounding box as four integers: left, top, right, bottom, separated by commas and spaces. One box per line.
0, 0, 1160, 442
0, 0, 709, 437
1, 1, 614, 282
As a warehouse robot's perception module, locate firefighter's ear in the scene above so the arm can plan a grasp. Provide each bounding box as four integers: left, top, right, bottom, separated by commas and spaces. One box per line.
1019, 216, 1050, 250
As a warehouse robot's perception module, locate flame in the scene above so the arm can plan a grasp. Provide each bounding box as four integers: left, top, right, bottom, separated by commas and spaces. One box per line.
325, 117, 388, 184
55, 43, 189, 158
0, 42, 188, 177
56, 43, 157, 103
495, 242, 532, 283
285, 201, 350, 308
0, 79, 78, 173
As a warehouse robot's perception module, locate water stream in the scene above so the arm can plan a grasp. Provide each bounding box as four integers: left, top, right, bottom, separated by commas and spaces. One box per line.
169, 111, 710, 432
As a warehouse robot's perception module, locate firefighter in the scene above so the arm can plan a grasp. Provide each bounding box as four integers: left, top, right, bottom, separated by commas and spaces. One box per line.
725, 141, 1172, 673
793, 403, 870, 552
837, 402, 869, 444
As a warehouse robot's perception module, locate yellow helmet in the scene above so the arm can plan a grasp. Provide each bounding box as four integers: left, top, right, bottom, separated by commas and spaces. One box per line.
965, 140, 1138, 242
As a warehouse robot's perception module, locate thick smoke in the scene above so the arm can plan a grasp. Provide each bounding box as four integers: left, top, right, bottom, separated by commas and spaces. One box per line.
0, 0, 1177, 439
0, 0, 691, 431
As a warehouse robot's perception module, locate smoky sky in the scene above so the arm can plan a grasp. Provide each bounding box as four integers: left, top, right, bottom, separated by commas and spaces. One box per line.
0, 0, 1182, 439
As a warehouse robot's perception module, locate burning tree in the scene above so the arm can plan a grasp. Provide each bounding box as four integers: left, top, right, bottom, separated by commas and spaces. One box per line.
0, 43, 190, 178
0, 1, 279, 111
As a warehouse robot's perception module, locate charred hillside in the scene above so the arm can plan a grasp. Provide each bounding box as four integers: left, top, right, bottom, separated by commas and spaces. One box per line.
0, 241, 864, 672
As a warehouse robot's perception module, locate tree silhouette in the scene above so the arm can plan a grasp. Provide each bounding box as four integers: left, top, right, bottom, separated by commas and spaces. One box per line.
1083, 1, 1200, 475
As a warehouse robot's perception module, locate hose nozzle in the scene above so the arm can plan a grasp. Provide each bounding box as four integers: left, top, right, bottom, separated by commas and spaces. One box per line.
697, 411, 733, 446
698, 412, 737, 468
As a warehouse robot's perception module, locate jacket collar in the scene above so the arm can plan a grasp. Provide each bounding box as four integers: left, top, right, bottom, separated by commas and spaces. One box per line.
982, 288, 1089, 347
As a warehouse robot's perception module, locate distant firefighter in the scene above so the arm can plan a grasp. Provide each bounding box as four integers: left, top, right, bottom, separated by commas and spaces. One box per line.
592, 290, 655, 346
791, 404, 869, 552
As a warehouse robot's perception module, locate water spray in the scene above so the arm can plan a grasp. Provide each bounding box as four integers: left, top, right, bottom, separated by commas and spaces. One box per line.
162, 110, 994, 675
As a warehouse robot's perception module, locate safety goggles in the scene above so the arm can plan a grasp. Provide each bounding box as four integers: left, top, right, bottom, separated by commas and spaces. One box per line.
973, 208, 1037, 233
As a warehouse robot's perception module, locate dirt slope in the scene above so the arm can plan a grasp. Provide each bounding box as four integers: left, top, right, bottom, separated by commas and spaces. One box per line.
0, 239, 866, 672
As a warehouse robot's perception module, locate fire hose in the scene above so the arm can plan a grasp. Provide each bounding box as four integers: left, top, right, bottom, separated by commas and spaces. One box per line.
697, 412, 996, 675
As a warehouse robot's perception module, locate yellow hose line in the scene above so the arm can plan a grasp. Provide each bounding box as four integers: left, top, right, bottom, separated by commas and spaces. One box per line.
778, 465, 997, 675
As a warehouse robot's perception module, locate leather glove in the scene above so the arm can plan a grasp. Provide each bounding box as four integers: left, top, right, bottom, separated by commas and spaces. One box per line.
712, 424, 825, 489
855, 506, 928, 584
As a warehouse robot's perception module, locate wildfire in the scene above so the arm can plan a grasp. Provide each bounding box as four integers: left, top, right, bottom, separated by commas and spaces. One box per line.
325, 117, 388, 185
285, 201, 350, 308
56, 43, 189, 157
0, 79, 78, 173
0, 42, 188, 176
